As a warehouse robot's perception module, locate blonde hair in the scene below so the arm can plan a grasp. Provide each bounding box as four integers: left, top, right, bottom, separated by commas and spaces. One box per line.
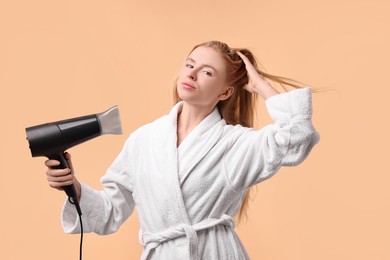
173, 41, 305, 223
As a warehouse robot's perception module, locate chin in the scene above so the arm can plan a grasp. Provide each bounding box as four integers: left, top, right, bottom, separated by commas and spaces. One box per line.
177, 85, 192, 101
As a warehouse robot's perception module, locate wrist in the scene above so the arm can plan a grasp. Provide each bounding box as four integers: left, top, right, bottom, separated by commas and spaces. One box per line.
253, 82, 279, 100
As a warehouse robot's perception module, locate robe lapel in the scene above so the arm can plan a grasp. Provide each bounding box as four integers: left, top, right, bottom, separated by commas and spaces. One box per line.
148, 102, 224, 228
149, 102, 192, 227
177, 106, 224, 185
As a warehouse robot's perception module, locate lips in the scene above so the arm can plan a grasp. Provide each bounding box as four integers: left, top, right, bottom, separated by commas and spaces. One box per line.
181, 82, 196, 90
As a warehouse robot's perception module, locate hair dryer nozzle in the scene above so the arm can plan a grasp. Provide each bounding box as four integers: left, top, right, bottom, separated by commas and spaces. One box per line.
97, 106, 123, 135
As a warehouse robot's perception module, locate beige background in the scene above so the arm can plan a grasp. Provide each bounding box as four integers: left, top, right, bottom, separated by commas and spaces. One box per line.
1, 0, 389, 259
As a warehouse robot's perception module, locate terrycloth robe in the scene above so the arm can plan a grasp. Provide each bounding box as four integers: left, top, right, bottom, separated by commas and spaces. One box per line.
62, 88, 320, 259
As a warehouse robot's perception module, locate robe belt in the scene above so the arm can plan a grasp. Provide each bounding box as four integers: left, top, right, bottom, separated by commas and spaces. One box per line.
139, 214, 235, 260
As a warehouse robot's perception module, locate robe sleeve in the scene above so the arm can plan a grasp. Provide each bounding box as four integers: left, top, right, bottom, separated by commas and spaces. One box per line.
224, 87, 320, 191
61, 137, 136, 235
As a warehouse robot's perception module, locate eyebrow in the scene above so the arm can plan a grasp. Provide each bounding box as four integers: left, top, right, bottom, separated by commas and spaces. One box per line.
186, 57, 218, 72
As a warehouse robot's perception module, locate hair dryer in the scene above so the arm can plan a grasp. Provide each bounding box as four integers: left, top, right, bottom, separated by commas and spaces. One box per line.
26, 106, 123, 216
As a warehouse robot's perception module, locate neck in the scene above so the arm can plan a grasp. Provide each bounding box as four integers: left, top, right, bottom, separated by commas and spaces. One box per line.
177, 102, 216, 146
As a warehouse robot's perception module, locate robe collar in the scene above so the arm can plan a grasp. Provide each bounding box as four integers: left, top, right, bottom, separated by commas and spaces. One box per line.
169, 101, 226, 184
142, 102, 232, 259
169, 101, 223, 148
148, 101, 226, 229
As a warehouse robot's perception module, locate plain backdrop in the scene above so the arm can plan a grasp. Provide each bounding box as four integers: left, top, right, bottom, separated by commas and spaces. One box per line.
1, 0, 389, 259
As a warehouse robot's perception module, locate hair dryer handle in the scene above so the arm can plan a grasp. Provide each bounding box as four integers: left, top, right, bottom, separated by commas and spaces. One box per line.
50, 153, 82, 216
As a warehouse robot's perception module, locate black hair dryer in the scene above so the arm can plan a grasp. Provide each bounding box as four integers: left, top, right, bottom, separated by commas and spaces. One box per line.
26, 106, 123, 216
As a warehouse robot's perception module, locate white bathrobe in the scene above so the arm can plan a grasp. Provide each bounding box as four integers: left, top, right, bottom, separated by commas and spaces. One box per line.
62, 88, 320, 260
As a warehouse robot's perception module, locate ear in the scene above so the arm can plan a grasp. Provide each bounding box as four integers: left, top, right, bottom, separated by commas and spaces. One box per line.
218, 86, 235, 101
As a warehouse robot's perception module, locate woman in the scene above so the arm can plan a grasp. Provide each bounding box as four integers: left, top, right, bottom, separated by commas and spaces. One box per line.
45, 41, 320, 259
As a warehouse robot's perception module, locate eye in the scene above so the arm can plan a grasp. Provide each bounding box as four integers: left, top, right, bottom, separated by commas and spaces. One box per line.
186, 63, 194, 69
203, 70, 213, 76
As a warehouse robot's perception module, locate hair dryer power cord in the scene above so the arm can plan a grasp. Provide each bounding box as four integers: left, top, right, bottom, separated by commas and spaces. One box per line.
69, 197, 83, 260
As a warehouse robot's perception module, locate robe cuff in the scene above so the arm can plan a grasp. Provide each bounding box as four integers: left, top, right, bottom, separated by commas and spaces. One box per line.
61, 181, 102, 234
265, 87, 313, 121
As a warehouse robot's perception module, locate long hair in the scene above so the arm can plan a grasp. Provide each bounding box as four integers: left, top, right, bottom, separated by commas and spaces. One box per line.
173, 41, 305, 223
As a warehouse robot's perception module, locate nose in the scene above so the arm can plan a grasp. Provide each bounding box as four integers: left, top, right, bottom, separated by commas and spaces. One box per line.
187, 69, 196, 81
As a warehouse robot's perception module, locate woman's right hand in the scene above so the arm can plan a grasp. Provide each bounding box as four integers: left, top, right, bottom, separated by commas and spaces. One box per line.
236, 51, 279, 99
45, 152, 81, 201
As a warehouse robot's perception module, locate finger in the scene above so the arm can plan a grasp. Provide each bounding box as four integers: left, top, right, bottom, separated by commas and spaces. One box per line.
48, 179, 74, 189
64, 152, 71, 161
46, 168, 71, 178
47, 173, 73, 182
236, 51, 253, 68
236, 51, 249, 62
64, 152, 74, 172
47, 168, 74, 190
236, 51, 260, 76
45, 159, 60, 167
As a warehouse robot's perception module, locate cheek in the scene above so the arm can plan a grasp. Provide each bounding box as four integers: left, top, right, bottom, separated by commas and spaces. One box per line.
177, 66, 187, 79
203, 78, 227, 94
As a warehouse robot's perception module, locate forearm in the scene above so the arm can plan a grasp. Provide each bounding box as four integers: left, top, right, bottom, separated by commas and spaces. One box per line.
253, 80, 279, 100
228, 88, 320, 189
62, 180, 136, 235
62, 182, 100, 234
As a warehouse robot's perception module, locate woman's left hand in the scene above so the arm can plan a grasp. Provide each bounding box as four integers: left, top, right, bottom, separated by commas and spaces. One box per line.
236, 51, 279, 99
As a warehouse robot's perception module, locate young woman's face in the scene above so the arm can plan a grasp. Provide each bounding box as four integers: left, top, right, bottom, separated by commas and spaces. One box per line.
177, 46, 233, 108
